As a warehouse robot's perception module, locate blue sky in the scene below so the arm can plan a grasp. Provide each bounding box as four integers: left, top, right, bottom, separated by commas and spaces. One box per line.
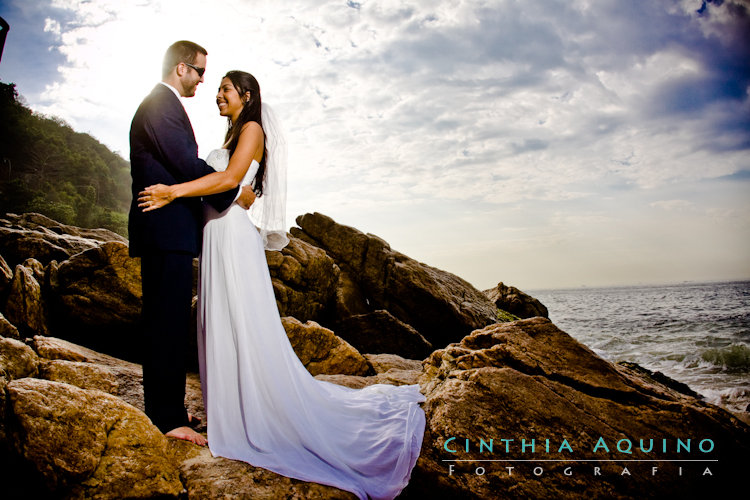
0, 0, 748, 290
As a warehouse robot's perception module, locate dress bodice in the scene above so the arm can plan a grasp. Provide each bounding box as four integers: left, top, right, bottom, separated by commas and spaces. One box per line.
205, 148, 259, 187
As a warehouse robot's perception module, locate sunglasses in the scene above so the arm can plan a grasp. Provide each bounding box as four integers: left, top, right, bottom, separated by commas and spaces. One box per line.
183, 62, 206, 77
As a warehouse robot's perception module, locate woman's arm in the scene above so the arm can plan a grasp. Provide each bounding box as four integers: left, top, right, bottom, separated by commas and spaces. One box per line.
139, 122, 264, 211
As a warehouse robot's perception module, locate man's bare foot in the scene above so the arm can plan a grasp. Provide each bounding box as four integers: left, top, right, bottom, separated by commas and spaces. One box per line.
165, 426, 208, 446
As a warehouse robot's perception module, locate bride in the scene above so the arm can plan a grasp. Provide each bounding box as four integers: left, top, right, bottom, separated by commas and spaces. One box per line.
138, 70, 426, 500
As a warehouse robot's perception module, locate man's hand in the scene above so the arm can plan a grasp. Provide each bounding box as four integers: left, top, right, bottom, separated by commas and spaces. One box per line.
237, 185, 257, 210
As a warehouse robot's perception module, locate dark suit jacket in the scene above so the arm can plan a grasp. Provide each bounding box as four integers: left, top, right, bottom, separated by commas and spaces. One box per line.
128, 84, 238, 256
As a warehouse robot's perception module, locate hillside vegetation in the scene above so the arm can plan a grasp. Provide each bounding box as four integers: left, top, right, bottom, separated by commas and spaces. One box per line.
0, 81, 130, 235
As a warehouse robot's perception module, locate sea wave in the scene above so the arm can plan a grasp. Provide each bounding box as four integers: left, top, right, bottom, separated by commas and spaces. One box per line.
699, 344, 750, 372
700, 386, 750, 414
533, 281, 750, 415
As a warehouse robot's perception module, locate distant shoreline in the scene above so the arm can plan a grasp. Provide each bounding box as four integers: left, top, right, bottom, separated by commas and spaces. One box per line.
527, 278, 750, 294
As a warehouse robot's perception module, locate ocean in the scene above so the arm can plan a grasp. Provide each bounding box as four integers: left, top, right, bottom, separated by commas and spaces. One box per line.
530, 280, 750, 415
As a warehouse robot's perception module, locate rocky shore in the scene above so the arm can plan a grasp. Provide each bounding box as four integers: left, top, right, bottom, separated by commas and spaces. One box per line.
0, 212, 747, 499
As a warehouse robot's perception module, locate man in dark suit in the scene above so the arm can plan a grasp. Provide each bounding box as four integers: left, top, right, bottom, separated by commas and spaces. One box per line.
129, 40, 254, 444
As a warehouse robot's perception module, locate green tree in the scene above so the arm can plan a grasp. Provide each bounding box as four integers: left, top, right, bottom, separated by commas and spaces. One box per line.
0, 81, 131, 236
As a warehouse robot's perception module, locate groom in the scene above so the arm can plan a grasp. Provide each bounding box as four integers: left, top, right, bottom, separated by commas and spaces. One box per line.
128, 40, 254, 444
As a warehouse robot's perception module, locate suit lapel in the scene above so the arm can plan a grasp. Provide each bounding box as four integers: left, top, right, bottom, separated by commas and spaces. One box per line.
151, 84, 197, 147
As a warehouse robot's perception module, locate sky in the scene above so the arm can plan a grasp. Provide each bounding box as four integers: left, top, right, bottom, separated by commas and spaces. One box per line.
0, 0, 748, 291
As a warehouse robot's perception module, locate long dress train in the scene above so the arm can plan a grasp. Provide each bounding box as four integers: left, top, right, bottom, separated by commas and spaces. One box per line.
198, 149, 426, 500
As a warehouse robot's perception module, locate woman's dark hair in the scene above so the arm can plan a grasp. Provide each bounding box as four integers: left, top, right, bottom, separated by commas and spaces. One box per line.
223, 70, 267, 196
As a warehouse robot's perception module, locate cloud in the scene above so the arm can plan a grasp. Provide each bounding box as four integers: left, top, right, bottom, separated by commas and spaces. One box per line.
43, 18, 61, 35
650, 200, 694, 211
2, 0, 748, 288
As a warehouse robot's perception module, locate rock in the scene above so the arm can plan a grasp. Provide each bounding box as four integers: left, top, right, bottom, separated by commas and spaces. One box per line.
0, 336, 39, 380
281, 317, 370, 376
4, 264, 48, 336
37, 359, 119, 394
32, 334, 206, 428
0, 213, 103, 267
315, 354, 424, 389
618, 360, 701, 399
266, 237, 340, 322
0, 312, 20, 340
171, 440, 357, 499
410, 317, 749, 498
6, 378, 183, 498
314, 368, 422, 390
335, 310, 433, 359
333, 269, 369, 318
42, 258, 59, 292
31, 335, 145, 412
372, 368, 422, 386
0, 253, 13, 301
0, 336, 39, 443
47, 241, 142, 359
8, 332, 373, 500
364, 353, 423, 374
3, 212, 126, 243
484, 281, 549, 319
28, 335, 205, 424
21, 257, 44, 282
32, 335, 91, 362
313, 374, 374, 389
292, 213, 499, 349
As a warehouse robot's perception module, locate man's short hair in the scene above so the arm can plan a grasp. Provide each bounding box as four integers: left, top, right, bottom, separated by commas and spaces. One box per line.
162, 40, 207, 78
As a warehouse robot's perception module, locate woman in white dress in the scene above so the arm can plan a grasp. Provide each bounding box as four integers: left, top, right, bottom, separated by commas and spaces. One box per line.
139, 71, 426, 500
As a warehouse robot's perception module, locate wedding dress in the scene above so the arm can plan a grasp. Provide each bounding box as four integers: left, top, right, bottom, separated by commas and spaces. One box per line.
198, 148, 426, 500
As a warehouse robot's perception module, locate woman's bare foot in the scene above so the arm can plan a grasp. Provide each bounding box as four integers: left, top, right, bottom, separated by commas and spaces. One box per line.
165, 426, 208, 446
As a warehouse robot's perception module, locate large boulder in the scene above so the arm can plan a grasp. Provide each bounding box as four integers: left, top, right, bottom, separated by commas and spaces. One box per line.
281, 316, 371, 376
484, 281, 549, 319
266, 236, 339, 322
314, 352, 423, 390
0, 336, 39, 446
37, 359, 119, 395
47, 241, 142, 359
0, 312, 20, 340
1, 213, 126, 240
6, 378, 183, 498
0, 213, 111, 267
30, 335, 145, 412
4, 263, 48, 336
410, 317, 748, 498
332, 269, 369, 318
31, 334, 205, 430
291, 213, 499, 348
172, 441, 357, 499
335, 310, 433, 359
0, 254, 13, 301
364, 353, 423, 373
0, 336, 39, 381
20, 257, 45, 282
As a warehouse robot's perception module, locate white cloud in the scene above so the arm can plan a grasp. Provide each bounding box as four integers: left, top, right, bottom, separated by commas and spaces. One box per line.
43, 18, 61, 36
9, 0, 750, 288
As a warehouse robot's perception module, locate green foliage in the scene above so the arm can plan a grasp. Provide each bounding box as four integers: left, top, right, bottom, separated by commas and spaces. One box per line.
0, 81, 131, 236
496, 309, 520, 322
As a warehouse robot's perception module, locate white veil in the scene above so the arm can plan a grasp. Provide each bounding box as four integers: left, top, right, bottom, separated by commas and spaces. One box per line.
248, 103, 289, 251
